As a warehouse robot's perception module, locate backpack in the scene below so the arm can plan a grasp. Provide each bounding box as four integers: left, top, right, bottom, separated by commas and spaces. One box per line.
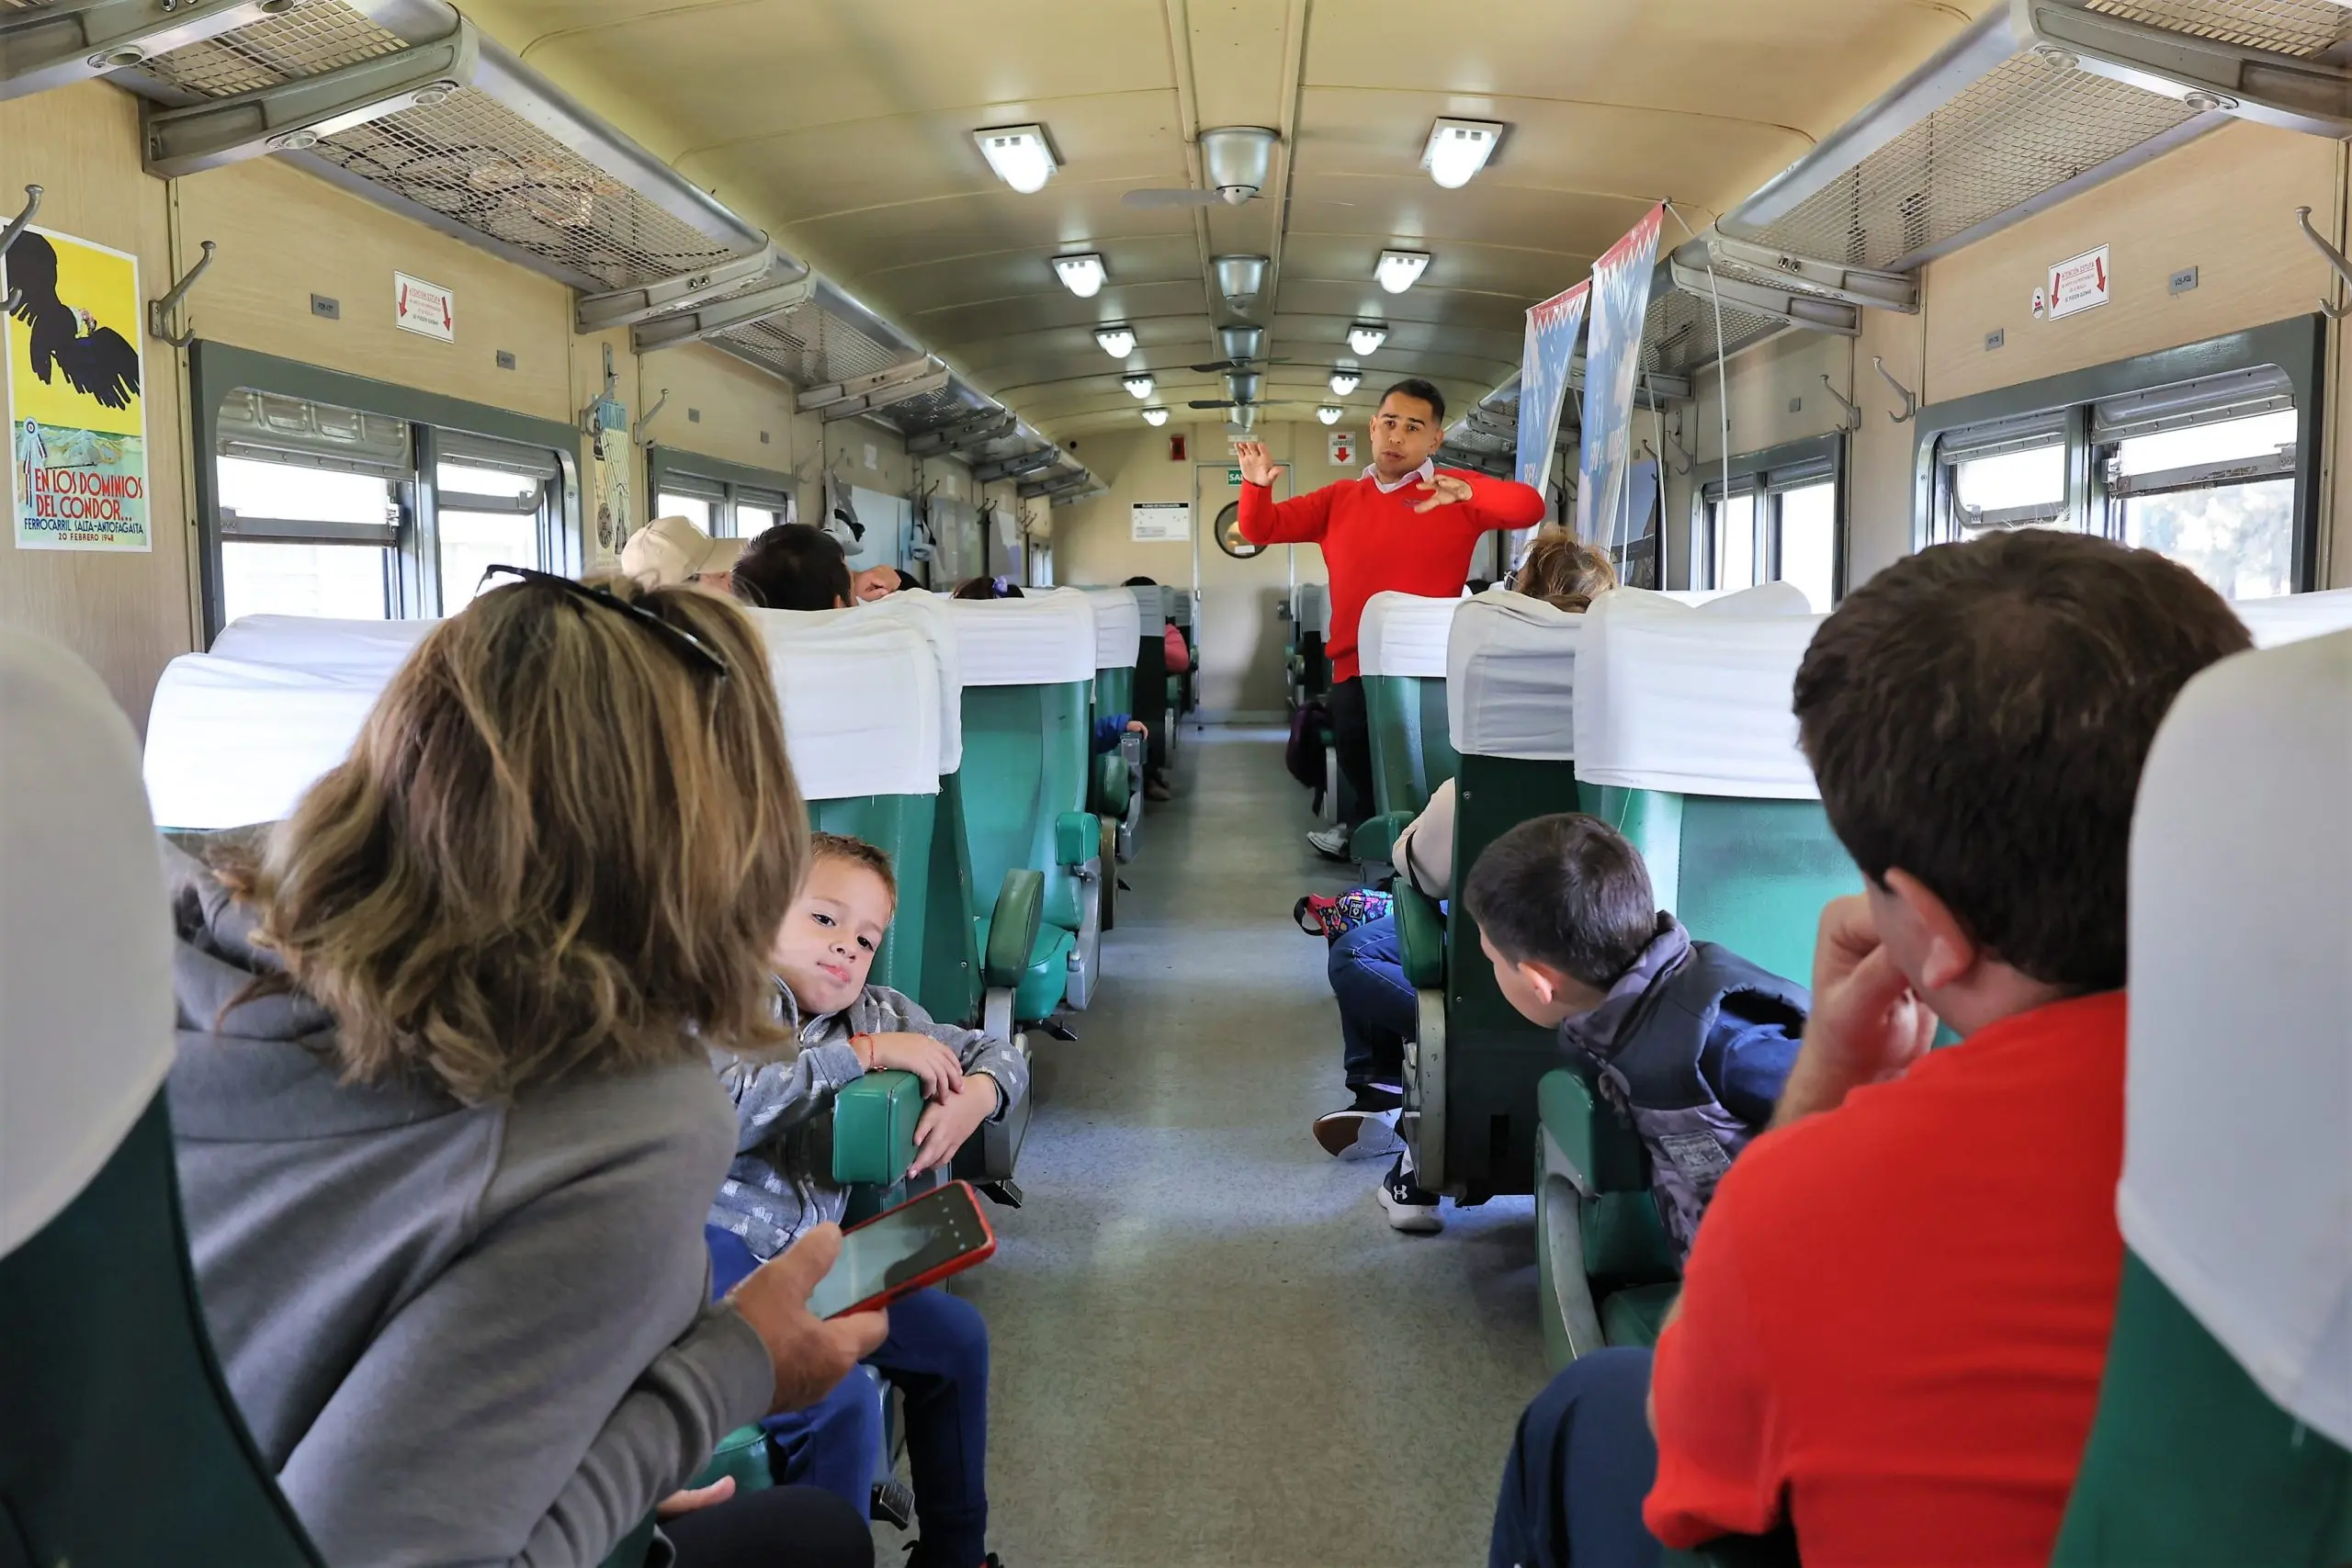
1285, 697, 1330, 803
1294, 888, 1392, 943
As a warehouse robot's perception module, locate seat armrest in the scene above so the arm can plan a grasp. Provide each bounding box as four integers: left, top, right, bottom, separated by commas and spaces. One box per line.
1393, 882, 1446, 989
1054, 810, 1102, 868
1349, 809, 1415, 866
831, 1070, 923, 1187
982, 868, 1046, 989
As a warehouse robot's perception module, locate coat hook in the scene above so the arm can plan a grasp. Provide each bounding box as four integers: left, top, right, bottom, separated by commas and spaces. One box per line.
2292, 207, 2352, 321
0, 185, 43, 312
1872, 355, 1918, 424
1820, 374, 1862, 433
633, 387, 671, 445
148, 239, 217, 349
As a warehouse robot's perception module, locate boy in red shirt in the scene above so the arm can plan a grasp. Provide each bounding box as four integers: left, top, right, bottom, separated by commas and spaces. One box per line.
1487, 530, 2251, 1568
1236, 378, 1543, 857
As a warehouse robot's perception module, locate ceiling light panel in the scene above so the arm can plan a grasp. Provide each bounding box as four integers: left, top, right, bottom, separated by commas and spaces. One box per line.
1053, 253, 1105, 298
1142, 406, 1170, 426
975, 124, 1057, 194
1423, 119, 1504, 189
1375, 250, 1431, 294
1329, 368, 1362, 396
1095, 325, 1137, 358
1124, 374, 1156, 400
1317, 405, 1343, 425
1348, 323, 1387, 356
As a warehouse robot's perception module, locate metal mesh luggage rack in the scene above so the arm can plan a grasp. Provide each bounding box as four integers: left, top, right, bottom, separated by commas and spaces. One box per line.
1640, 286, 1791, 378
2086, 0, 2352, 55
130, 0, 407, 99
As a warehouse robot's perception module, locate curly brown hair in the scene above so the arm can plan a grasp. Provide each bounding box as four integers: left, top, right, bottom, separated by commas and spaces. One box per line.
1514, 530, 1618, 612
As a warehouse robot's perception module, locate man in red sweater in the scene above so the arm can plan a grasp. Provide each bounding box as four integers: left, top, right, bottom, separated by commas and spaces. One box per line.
1237, 378, 1544, 858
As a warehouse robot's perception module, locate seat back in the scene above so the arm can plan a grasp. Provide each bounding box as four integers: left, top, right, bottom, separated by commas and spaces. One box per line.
2233, 583, 2352, 649
1078, 589, 1144, 829
1358, 592, 1460, 818
2054, 628, 2352, 1564
1129, 585, 1171, 771
1572, 584, 1856, 986
1, 627, 325, 1567
1288, 581, 1330, 706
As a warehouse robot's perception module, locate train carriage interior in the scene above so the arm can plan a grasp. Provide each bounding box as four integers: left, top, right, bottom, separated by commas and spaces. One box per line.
3, 1, 2350, 1564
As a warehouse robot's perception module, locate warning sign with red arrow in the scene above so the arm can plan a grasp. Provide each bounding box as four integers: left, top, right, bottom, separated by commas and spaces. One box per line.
2046, 245, 2110, 321
393, 271, 457, 343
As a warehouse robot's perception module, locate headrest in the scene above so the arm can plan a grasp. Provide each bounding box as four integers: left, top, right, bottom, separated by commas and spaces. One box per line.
1169, 591, 1193, 628
3, 630, 175, 1261
944, 589, 1097, 687
1571, 587, 1825, 799
745, 609, 942, 800
1295, 582, 1328, 637
2120, 628, 2351, 1449
144, 654, 387, 830
848, 592, 963, 774
1358, 592, 1456, 678
1446, 592, 1583, 761
1126, 585, 1169, 632
1696, 581, 1815, 616
2234, 584, 2352, 649
209, 614, 432, 674
1078, 588, 1142, 670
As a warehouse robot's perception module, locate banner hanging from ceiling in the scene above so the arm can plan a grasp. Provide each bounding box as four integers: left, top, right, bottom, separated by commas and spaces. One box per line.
1576, 203, 1666, 552
1515, 280, 1589, 511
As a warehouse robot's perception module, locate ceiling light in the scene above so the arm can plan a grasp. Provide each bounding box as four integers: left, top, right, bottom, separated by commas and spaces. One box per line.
1095, 324, 1136, 358
1375, 250, 1430, 294
1317, 405, 1343, 425
1124, 374, 1156, 400
1329, 368, 1362, 396
974, 124, 1057, 194
1214, 254, 1269, 310
1218, 324, 1264, 362
1347, 323, 1387, 356
1423, 118, 1504, 189
1053, 253, 1106, 298
1142, 406, 1170, 426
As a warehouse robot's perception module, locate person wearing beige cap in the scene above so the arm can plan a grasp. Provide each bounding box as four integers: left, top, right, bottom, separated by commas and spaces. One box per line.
622, 514, 746, 592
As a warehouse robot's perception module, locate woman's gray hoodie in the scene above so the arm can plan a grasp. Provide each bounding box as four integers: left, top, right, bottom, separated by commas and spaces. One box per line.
161, 838, 775, 1568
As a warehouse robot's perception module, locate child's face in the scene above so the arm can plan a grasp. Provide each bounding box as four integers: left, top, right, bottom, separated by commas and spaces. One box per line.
1479, 928, 1608, 1028
774, 855, 896, 1016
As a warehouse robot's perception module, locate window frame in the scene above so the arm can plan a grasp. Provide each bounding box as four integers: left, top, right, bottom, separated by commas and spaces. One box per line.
1907, 314, 2324, 592
191, 344, 581, 641
1693, 432, 1849, 603
645, 446, 799, 539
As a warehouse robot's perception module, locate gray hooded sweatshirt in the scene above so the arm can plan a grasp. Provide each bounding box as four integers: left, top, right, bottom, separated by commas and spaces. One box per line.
162, 837, 775, 1568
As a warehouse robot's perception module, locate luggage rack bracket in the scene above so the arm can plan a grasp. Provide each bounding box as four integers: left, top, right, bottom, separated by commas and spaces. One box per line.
2012, 0, 2352, 140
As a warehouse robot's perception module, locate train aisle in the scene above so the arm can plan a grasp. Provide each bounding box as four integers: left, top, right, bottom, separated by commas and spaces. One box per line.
954, 728, 1543, 1567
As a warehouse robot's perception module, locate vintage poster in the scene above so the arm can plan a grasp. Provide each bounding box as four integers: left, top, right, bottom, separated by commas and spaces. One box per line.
5, 227, 150, 552
1515, 280, 1589, 509
1576, 203, 1665, 551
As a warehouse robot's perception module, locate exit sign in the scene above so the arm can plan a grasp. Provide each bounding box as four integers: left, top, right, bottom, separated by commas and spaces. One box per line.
1227, 467, 1246, 485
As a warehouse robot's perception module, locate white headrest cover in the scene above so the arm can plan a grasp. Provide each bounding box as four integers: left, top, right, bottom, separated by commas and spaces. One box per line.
746, 609, 941, 800
2120, 629, 2352, 1448
1695, 581, 1815, 617
1572, 587, 1824, 799
145, 655, 389, 830
2234, 584, 2352, 650
1446, 592, 1584, 761
209, 614, 433, 672
1127, 586, 1168, 632
3, 630, 175, 1260
1295, 582, 1327, 635
944, 589, 1097, 687
1359, 592, 1456, 678
1079, 588, 1142, 670
850, 592, 963, 775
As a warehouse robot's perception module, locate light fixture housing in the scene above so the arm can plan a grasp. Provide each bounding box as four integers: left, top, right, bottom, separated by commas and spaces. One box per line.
1217, 324, 1264, 363
1317, 405, 1343, 425
1422, 118, 1504, 188
1141, 406, 1170, 426
1123, 374, 1156, 400
1213, 254, 1270, 310
1329, 367, 1362, 397
974, 124, 1057, 194
1347, 323, 1388, 356
1053, 252, 1106, 298
1094, 325, 1137, 358
1375, 250, 1431, 294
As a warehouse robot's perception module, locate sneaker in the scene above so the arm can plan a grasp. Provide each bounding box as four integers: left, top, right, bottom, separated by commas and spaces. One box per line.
1377, 1155, 1442, 1234
1313, 1087, 1407, 1159
1307, 824, 1351, 860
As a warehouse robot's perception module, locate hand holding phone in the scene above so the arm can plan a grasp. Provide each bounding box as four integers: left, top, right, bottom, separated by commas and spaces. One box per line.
727, 1224, 889, 1413
807, 1179, 998, 1319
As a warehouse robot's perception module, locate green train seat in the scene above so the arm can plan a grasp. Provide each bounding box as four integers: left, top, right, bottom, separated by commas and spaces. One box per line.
2, 626, 327, 1568
2053, 627, 2351, 1565
1286, 581, 1330, 710
944, 590, 1106, 1021
1352, 591, 1461, 870
1130, 584, 1173, 777
1079, 587, 1147, 863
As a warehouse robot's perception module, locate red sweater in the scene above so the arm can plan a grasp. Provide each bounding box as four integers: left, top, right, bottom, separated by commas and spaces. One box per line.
1239, 468, 1545, 680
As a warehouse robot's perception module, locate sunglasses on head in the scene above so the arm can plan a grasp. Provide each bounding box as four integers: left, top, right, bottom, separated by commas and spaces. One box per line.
476, 565, 730, 681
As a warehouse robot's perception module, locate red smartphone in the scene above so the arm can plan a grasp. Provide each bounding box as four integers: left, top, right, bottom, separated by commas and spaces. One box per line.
808, 1179, 998, 1319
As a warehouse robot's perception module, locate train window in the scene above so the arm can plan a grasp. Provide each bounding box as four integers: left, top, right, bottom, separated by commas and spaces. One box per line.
1701, 438, 1843, 602
1707, 487, 1758, 590
656, 492, 715, 532
213, 420, 403, 625
1775, 480, 1837, 612
2097, 378, 2297, 600
436, 463, 544, 613
1938, 412, 2073, 539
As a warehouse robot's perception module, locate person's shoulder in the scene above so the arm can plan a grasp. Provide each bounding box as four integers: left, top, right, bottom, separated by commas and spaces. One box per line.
860, 982, 936, 1029
506, 1054, 737, 1180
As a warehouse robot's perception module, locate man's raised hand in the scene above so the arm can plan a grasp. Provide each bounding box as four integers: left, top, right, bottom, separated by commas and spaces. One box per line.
1413, 473, 1475, 513
1234, 441, 1278, 488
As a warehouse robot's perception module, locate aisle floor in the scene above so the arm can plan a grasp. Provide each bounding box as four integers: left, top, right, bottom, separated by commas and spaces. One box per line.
943, 725, 1545, 1568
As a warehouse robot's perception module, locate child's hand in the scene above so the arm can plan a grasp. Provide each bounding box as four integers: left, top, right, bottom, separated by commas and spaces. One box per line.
1125, 719, 1147, 733
909, 1072, 1002, 1176
857, 1032, 965, 1100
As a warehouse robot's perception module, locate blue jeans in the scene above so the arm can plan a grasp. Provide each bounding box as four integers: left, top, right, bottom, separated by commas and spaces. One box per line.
1490, 1348, 1663, 1568
707, 1227, 990, 1568
1329, 914, 1415, 1092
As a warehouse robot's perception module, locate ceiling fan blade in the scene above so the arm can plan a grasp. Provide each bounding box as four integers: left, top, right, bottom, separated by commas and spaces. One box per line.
1189, 359, 1246, 374
1186, 399, 1238, 410
1123, 187, 1223, 209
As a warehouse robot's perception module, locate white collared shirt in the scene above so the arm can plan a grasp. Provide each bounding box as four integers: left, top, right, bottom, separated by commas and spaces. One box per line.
1363, 457, 1437, 495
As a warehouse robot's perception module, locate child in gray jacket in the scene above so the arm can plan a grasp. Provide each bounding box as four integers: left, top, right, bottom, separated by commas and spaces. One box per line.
705, 831, 1023, 1568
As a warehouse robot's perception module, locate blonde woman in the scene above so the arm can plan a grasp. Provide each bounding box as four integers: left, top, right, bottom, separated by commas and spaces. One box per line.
167, 569, 881, 1568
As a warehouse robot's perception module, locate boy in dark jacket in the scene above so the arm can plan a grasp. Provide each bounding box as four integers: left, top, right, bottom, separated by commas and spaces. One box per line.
1456, 812, 1806, 1256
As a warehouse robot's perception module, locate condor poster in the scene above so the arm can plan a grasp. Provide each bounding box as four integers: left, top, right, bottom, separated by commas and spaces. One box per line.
5, 227, 150, 553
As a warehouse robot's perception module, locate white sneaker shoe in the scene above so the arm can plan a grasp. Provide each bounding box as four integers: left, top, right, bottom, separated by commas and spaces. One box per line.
1306, 825, 1351, 860
1376, 1155, 1443, 1234
1313, 1105, 1407, 1161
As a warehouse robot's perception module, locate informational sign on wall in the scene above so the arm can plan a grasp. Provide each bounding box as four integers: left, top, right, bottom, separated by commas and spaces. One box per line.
393, 271, 455, 341
1132, 501, 1191, 542
1329, 430, 1356, 466
2046, 245, 2110, 321
5, 227, 151, 552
